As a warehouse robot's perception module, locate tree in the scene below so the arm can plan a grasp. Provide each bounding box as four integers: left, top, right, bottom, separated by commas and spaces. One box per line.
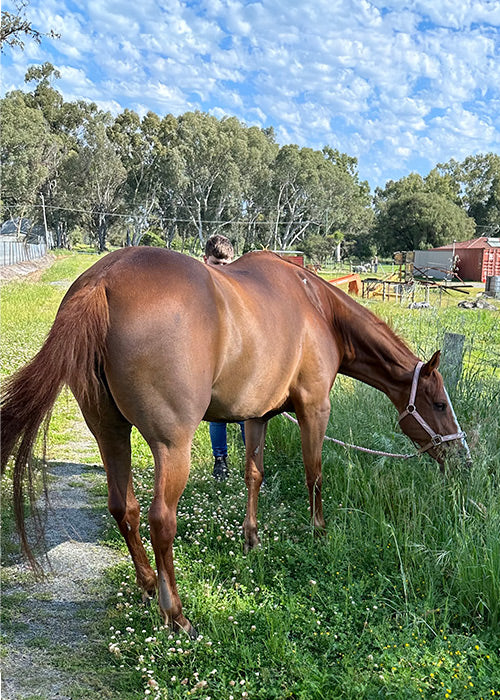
19, 63, 98, 247
65, 112, 126, 252
303, 231, 343, 265
238, 125, 278, 252
373, 187, 475, 254
0, 91, 56, 236
170, 112, 247, 249
1, 0, 59, 52
319, 147, 374, 258
110, 109, 163, 245
457, 153, 500, 233
437, 153, 500, 234
265, 145, 373, 255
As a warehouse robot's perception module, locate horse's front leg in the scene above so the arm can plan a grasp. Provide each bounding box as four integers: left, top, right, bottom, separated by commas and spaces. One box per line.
242, 419, 268, 553
296, 400, 331, 532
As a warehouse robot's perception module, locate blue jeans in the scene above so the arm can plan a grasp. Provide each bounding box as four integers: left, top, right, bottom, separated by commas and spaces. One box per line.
209, 421, 245, 457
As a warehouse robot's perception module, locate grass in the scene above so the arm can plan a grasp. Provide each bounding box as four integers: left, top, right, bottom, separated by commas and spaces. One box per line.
1, 253, 500, 699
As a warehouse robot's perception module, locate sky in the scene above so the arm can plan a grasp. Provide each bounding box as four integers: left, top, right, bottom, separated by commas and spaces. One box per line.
2, 0, 500, 191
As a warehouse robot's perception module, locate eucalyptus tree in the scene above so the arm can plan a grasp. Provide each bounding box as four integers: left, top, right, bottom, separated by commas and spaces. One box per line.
238, 125, 278, 252
457, 154, 499, 232
268, 145, 324, 250
110, 109, 164, 246
267, 144, 373, 253
1, 0, 59, 52
0, 90, 55, 235
64, 110, 126, 252
316, 147, 374, 258
149, 114, 181, 248
19, 63, 98, 247
373, 173, 475, 254
170, 111, 247, 249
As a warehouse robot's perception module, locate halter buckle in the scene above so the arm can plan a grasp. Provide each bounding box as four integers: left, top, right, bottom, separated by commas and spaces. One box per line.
431, 434, 443, 447
406, 403, 416, 414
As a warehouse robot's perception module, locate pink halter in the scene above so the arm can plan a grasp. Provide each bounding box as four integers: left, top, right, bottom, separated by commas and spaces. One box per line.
398, 362, 469, 456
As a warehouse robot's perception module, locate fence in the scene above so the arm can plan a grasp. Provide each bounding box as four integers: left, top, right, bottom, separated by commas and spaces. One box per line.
0, 240, 48, 267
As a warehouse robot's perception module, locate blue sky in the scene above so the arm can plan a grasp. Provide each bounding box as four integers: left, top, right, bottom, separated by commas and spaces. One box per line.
2, 0, 499, 190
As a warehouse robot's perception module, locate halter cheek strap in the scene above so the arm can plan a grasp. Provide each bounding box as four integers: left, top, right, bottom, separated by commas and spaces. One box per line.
398, 361, 469, 456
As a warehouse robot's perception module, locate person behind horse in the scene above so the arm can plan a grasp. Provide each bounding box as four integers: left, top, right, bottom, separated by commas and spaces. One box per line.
203, 234, 245, 480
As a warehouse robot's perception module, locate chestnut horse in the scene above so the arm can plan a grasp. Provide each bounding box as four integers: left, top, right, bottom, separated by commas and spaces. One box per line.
1, 247, 469, 636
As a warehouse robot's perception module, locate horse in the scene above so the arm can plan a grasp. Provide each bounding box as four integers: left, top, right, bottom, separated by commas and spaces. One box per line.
1, 247, 470, 637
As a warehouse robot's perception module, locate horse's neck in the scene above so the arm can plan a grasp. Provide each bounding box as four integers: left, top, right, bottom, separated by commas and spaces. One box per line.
335, 301, 417, 410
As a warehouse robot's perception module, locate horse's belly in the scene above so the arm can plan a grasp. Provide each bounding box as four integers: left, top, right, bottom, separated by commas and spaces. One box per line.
203, 359, 295, 422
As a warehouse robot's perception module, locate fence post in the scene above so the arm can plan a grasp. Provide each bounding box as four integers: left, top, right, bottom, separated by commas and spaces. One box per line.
442, 332, 465, 392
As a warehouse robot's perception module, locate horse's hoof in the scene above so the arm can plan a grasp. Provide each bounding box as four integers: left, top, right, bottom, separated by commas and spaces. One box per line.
314, 526, 327, 538
173, 617, 198, 639
187, 623, 199, 640
243, 537, 261, 554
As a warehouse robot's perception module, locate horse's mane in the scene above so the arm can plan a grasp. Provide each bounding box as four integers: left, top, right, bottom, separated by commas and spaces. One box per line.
320, 279, 417, 371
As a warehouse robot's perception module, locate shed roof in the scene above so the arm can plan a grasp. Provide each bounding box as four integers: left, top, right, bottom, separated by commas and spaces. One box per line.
433, 236, 500, 251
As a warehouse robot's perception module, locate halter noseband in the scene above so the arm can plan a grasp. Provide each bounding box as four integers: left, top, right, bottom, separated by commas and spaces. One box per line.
398, 361, 468, 455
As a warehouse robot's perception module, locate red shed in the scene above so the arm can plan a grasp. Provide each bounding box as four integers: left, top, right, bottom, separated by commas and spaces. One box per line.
425, 237, 500, 282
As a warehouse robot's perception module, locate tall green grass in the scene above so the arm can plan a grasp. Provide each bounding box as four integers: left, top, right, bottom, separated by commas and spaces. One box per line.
1, 256, 499, 699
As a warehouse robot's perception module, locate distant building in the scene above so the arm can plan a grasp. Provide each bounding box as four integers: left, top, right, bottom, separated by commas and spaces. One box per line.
1, 218, 53, 246
414, 237, 500, 282
0, 218, 53, 266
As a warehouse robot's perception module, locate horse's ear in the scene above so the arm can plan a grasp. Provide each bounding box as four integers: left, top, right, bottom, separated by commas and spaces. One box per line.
421, 350, 441, 376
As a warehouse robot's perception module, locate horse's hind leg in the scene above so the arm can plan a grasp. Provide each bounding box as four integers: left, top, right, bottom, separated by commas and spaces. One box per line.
79, 395, 157, 598
148, 437, 195, 636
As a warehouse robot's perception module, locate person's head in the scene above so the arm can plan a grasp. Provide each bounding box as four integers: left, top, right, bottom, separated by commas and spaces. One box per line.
204, 234, 234, 267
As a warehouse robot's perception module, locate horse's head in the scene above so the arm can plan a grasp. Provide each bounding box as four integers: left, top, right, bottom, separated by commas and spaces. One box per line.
398, 351, 471, 467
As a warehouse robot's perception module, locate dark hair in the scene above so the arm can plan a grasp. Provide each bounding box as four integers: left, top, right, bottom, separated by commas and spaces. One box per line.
204, 234, 234, 260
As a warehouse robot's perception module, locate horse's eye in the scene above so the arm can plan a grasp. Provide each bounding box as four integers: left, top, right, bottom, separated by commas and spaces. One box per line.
434, 402, 446, 412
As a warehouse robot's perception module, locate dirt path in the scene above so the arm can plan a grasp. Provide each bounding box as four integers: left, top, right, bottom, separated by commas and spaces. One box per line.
0, 255, 57, 283
1, 457, 124, 700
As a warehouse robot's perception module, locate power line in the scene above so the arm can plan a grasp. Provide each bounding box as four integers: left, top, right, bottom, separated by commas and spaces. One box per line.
1, 202, 324, 227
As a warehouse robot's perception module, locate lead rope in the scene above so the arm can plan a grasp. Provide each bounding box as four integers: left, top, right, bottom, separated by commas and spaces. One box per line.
282, 411, 418, 460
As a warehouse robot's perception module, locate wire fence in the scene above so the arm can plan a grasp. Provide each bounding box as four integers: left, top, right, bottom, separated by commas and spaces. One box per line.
0, 240, 48, 267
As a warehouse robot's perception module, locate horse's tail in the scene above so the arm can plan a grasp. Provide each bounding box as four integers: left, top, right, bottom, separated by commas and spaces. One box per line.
0, 281, 110, 570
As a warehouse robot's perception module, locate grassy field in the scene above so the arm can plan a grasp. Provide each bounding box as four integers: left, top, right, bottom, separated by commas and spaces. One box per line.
1, 253, 500, 699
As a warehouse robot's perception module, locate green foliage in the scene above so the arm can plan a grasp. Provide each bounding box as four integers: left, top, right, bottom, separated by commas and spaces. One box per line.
303, 231, 343, 264
139, 230, 167, 248
0, 71, 370, 256
0, 91, 54, 212
0, 3, 59, 52
373, 175, 476, 254
438, 154, 500, 232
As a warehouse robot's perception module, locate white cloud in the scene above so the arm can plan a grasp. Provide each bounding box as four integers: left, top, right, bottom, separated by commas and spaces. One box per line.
1, 0, 498, 189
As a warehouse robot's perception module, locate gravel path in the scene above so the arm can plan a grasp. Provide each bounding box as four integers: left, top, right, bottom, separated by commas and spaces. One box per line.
1, 459, 124, 700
